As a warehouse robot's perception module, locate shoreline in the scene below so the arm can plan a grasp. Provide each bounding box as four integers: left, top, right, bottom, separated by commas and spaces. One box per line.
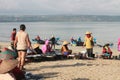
0, 41, 119, 55
0, 41, 119, 56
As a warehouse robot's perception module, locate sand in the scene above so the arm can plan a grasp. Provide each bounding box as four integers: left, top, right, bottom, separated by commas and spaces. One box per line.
1, 42, 120, 80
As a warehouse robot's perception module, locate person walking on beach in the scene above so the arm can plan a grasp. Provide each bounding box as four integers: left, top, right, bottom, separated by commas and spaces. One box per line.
10, 28, 17, 49
83, 31, 94, 58
14, 24, 31, 70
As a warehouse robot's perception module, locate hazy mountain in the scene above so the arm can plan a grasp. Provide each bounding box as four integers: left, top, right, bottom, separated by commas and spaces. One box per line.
0, 15, 120, 22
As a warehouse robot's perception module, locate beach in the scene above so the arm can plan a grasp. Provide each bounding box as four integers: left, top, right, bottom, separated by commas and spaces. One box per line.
25, 59, 120, 80
1, 41, 120, 80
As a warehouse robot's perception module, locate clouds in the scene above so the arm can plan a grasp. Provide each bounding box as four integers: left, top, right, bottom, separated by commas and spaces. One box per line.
0, 0, 120, 15
0, 0, 19, 10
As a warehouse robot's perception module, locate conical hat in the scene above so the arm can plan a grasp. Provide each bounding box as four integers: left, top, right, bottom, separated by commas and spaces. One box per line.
85, 31, 92, 35
62, 41, 70, 45
0, 59, 18, 74
33, 43, 40, 49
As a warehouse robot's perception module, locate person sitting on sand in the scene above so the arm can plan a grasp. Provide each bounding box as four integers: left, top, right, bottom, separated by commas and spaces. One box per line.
41, 40, 52, 54
70, 37, 74, 44
70, 37, 77, 46
61, 41, 72, 56
102, 43, 112, 58
33, 35, 45, 44
35, 35, 41, 41
33, 43, 43, 54
77, 37, 83, 46
78, 37, 82, 42
49, 35, 56, 50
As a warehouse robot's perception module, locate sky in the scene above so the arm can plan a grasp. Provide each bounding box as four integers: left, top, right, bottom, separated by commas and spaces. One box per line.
0, 0, 120, 15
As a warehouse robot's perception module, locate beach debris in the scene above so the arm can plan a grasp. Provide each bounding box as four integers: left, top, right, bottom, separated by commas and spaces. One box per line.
25, 72, 44, 80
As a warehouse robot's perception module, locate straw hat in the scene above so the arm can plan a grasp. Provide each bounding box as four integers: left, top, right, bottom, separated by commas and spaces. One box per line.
62, 41, 70, 45
85, 31, 92, 35
0, 59, 18, 74
51, 35, 54, 37
33, 43, 40, 49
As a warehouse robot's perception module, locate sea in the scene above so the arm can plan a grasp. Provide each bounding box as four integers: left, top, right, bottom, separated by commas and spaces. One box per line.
0, 22, 120, 48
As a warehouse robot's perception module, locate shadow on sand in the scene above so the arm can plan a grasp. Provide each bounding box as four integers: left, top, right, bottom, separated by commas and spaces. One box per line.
72, 78, 89, 80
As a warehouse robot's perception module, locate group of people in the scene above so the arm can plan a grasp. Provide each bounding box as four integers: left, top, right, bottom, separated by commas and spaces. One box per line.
32, 35, 56, 54
70, 36, 82, 46
0, 24, 117, 79
83, 31, 113, 59
70, 31, 113, 59
11, 24, 115, 59
10, 26, 113, 60
0, 24, 30, 80
34, 31, 95, 58
33, 35, 57, 50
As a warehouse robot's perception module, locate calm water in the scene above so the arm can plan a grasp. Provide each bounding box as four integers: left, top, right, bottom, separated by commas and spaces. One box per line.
0, 22, 120, 46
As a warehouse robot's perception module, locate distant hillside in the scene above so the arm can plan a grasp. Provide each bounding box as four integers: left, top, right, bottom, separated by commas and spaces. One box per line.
0, 15, 120, 22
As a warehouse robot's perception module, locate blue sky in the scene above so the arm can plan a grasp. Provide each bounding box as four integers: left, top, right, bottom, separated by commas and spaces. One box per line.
0, 0, 120, 15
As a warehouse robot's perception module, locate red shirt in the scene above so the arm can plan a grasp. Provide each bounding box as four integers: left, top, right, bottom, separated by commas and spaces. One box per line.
11, 32, 16, 41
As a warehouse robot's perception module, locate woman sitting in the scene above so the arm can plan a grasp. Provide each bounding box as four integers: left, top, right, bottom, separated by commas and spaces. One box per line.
61, 41, 72, 56
33, 43, 42, 54
41, 40, 52, 54
33, 35, 45, 44
102, 43, 112, 59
